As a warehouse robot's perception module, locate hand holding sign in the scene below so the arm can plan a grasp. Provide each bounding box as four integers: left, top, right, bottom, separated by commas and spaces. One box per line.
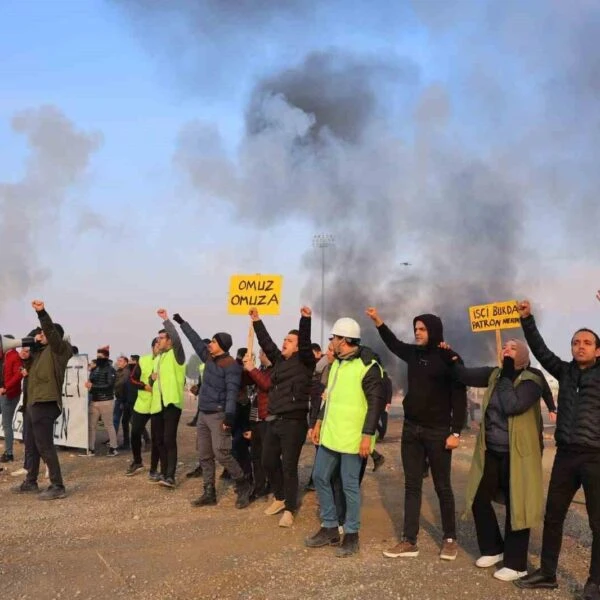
517, 300, 531, 319
248, 308, 260, 322
300, 306, 312, 318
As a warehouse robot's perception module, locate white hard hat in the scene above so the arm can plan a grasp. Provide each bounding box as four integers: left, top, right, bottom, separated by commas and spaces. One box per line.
330, 318, 361, 340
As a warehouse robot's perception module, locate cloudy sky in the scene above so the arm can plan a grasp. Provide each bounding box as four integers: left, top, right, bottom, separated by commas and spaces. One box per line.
1, 0, 599, 370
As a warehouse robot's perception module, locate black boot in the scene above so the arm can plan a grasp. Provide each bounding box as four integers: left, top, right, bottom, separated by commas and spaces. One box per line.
372, 450, 385, 472
336, 532, 360, 557
234, 477, 252, 509
191, 484, 217, 507
305, 527, 341, 548
186, 464, 203, 478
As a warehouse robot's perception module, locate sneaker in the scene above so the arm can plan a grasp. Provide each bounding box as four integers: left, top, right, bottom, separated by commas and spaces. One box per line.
159, 477, 176, 488
78, 449, 95, 457
12, 480, 39, 494
125, 462, 144, 476
475, 553, 503, 568
383, 540, 419, 558
494, 567, 528, 582
11, 467, 28, 477
39, 484, 67, 501
186, 465, 203, 478
336, 532, 360, 558
0, 452, 14, 463
305, 527, 342, 548
107, 448, 119, 457
264, 499, 286, 516
440, 538, 458, 561
583, 579, 600, 600
278, 510, 294, 528
148, 471, 162, 483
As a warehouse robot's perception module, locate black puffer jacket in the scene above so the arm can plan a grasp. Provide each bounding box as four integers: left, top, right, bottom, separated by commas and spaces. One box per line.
522, 315, 600, 451
253, 316, 316, 420
377, 313, 466, 433
89, 361, 116, 402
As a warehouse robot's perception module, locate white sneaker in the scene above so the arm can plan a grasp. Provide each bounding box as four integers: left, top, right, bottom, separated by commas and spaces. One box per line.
475, 553, 504, 568
493, 567, 527, 582
11, 467, 27, 477
278, 510, 294, 528
264, 499, 286, 516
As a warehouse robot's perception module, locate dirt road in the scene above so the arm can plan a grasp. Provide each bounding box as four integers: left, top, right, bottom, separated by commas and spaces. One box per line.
1, 414, 592, 600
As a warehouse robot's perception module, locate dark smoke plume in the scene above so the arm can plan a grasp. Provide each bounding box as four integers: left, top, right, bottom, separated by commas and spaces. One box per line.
118, 0, 600, 374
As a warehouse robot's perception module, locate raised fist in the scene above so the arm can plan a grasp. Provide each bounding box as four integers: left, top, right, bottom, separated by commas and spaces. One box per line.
32, 300, 45, 312
249, 308, 260, 322
365, 307, 383, 327
517, 300, 531, 319
157, 308, 168, 321
300, 306, 312, 318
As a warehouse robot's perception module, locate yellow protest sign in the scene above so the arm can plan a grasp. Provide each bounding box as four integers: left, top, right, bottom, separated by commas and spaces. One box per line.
468, 300, 521, 333
228, 274, 283, 315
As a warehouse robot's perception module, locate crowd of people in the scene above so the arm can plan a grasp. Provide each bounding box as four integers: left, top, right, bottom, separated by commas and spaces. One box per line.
1, 294, 600, 599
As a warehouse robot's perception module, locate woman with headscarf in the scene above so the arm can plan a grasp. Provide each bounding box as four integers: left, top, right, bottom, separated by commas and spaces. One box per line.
444, 339, 544, 582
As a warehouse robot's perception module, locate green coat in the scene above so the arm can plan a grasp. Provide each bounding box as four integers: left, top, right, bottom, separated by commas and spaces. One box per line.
464, 369, 544, 531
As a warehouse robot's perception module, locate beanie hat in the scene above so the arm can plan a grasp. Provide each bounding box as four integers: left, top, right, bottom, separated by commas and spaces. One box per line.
97, 345, 110, 358
213, 332, 232, 353
508, 339, 530, 370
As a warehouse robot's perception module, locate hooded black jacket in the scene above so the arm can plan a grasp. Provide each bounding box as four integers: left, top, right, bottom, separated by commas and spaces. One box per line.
376, 313, 466, 433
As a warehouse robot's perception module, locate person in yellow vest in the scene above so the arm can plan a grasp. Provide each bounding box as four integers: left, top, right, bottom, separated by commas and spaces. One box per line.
442, 339, 545, 582
305, 317, 384, 557
126, 337, 160, 477
149, 309, 186, 488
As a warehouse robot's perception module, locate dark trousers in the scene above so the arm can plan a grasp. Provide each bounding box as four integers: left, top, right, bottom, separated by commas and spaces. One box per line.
24, 402, 63, 488
131, 410, 158, 470
472, 449, 529, 571
23, 405, 35, 473
541, 449, 600, 583
377, 410, 389, 440
121, 404, 132, 447
401, 420, 456, 542
250, 420, 268, 492
262, 418, 307, 512
151, 405, 181, 479
232, 420, 252, 479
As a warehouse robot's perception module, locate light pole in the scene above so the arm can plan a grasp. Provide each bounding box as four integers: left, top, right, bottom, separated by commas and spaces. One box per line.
312, 233, 335, 348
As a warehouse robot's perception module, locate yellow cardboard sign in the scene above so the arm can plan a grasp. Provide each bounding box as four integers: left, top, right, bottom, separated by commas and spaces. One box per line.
468, 300, 521, 332
228, 274, 283, 315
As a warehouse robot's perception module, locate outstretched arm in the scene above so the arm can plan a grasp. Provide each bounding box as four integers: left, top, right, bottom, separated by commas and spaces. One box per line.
250, 308, 282, 364
173, 313, 209, 363
298, 306, 316, 369
366, 307, 413, 362
518, 300, 566, 380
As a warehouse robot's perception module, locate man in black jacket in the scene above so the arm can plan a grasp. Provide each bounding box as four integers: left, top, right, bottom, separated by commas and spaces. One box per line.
515, 300, 600, 600
366, 307, 466, 561
250, 306, 316, 528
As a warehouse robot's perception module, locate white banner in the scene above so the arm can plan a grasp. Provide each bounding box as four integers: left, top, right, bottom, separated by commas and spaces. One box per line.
0, 354, 89, 449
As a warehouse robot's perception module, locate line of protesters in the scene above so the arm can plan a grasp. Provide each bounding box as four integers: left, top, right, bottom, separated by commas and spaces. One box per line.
4, 293, 600, 600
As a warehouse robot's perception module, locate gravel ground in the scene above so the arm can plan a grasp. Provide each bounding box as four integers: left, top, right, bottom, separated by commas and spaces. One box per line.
0, 414, 593, 600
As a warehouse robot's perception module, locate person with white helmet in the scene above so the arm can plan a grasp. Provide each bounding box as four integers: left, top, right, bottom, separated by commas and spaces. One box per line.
305, 317, 384, 557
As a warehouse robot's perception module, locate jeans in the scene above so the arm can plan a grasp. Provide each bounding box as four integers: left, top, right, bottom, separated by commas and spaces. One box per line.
151, 405, 181, 479
198, 411, 244, 486
332, 456, 368, 525
24, 402, 64, 488
262, 418, 307, 512
472, 449, 529, 571
541, 449, 600, 583
131, 410, 158, 469
314, 445, 364, 533
401, 419, 456, 542
0, 395, 18, 455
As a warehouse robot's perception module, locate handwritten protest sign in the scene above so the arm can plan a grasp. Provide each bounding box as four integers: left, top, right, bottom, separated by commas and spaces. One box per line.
228, 274, 283, 315
468, 300, 521, 333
